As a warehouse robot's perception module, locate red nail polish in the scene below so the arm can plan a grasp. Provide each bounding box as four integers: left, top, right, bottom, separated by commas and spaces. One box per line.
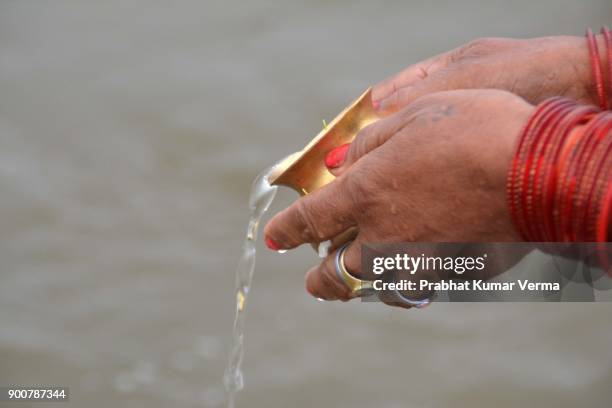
324, 143, 350, 169
372, 100, 380, 110
265, 237, 280, 251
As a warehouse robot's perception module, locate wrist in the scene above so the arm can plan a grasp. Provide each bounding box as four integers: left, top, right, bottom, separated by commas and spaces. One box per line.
501, 104, 534, 177
557, 35, 608, 107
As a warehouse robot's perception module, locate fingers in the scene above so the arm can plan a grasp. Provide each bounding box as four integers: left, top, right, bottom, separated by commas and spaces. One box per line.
264, 177, 357, 250
304, 240, 415, 309
305, 239, 361, 301
328, 91, 454, 177
372, 52, 452, 109
328, 111, 405, 177
374, 37, 516, 113
376, 70, 462, 114
324, 58, 460, 177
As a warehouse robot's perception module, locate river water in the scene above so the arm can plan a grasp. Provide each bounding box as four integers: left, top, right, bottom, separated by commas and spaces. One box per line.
1, 1, 611, 407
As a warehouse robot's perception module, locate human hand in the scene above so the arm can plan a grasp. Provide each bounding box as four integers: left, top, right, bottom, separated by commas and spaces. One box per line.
372, 36, 601, 114
264, 90, 533, 302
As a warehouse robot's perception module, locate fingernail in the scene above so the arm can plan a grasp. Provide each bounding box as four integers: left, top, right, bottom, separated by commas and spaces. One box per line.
372, 100, 380, 110
265, 237, 280, 251
324, 143, 350, 169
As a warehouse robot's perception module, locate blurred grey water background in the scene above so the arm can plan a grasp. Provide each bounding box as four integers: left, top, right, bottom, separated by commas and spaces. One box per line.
1, 1, 612, 407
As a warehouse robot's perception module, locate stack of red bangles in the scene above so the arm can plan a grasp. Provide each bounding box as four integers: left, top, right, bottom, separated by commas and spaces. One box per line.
507, 27, 611, 243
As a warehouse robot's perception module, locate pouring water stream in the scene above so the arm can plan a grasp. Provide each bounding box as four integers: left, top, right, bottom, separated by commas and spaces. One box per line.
223, 166, 279, 408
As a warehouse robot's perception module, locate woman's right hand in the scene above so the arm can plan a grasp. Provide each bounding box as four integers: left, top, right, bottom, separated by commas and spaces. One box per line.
265, 89, 533, 303
372, 35, 603, 115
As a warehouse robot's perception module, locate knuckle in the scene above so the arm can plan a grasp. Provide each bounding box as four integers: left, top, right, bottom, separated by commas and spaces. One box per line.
350, 129, 368, 160
454, 37, 501, 61
340, 171, 365, 206
383, 90, 401, 111
352, 122, 377, 158
343, 171, 373, 218
465, 37, 496, 51
295, 198, 324, 241
410, 92, 440, 108
397, 93, 442, 123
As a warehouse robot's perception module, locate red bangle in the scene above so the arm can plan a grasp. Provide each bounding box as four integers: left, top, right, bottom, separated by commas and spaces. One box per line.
602, 27, 612, 108
568, 115, 608, 240
509, 98, 572, 240
512, 99, 574, 240
508, 98, 611, 243
540, 106, 597, 240
582, 130, 612, 240
528, 103, 576, 240
596, 185, 612, 273
586, 28, 608, 110
598, 186, 612, 242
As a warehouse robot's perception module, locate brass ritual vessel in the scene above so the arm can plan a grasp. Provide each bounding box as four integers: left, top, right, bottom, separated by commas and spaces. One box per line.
268, 87, 382, 250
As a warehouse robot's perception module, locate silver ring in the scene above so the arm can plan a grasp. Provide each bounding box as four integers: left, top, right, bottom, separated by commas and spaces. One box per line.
393, 288, 431, 309
334, 242, 375, 297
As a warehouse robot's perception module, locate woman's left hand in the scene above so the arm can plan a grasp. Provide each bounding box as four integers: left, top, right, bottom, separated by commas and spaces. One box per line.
264, 89, 533, 302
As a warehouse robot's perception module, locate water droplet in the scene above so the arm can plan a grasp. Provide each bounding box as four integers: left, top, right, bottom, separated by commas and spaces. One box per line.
316, 297, 326, 302
277, 249, 287, 254
236, 290, 246, 312
223, 369, 244, 392
318, 240, 331, 258
246, 219, 258, 241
